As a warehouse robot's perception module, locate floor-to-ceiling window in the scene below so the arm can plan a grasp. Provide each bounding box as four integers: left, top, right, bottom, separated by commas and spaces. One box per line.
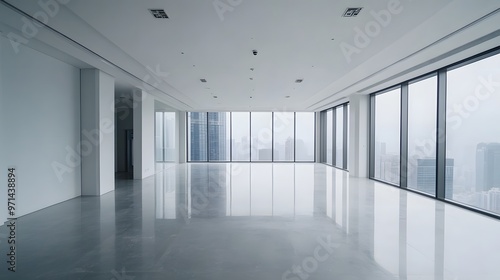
155, 111, 176, 162
187, 112, 208, 161
251, 112, 273, 161
187, 112, 315, 162
208, 112, 230, 161
372, 88, 401, 185
446, 51, 500, 213
320, 104, 349, 170
231, 112, 250, 161
407, 75, 437, 195
273, 112, 295, 161
369, 47, 500, 217
295, 112, 315, 162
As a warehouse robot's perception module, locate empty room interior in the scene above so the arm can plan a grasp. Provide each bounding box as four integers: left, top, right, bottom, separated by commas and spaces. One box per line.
1, 0, 500, 279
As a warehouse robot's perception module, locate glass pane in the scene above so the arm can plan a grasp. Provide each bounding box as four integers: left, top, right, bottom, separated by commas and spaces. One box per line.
408, 76, 437, 195
251, 112, 273, 161
295, 112, 315, 162
273, 112, 295, 161
446, 52, 500, 214
208, 112, 230, 161
163, 112, 176, 162
231, 112, 250, 161
188, 112, 207, 161
155, 112, 164, 162
335, 106, 344, 168
326, 109, 333, 165
374, 88, 401, 185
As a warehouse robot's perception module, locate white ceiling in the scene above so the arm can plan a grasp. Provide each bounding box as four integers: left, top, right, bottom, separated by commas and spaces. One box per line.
2, 0, 500, 111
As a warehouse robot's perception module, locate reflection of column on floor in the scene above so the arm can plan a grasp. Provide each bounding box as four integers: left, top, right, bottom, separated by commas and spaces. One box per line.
434, 203, 445, 280
99, 193, 116, 268
314, 165, 327, 216
176, 165, 190, 222
399, 191, 408, 279
326, 166, 333, 219
342, 171, 349, 232
142, 176, 155, 267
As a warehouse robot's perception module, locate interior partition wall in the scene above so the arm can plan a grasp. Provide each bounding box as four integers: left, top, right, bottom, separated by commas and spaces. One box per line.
369, 46, 500, 218
320, 103, 349, 170
187, 112, 315, 162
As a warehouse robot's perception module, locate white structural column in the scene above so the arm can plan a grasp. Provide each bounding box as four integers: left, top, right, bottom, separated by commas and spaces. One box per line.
348, 94, 370, 177
315, 111, 322, 163
178, 111, 187, 163
133, 89, 155, 179
81, 69, 115, 195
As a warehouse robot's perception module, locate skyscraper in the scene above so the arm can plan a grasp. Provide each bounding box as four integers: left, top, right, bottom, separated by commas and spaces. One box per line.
208, 112, 227, 161
476, 143, 500, 192
189, 112, 228, 161
416, 158, 454, 197
189, 112, 208, 161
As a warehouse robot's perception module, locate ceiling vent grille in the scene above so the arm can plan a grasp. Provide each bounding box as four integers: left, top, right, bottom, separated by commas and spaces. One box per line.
149, 9, 168, 19
343, 8, 362, 17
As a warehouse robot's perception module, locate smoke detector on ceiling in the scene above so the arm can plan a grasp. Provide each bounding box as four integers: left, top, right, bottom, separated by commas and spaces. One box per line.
343, 8, 362, 17
149, 9, 169, 19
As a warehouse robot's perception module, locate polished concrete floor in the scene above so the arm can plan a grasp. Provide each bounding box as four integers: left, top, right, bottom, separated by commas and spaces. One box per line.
1, 163, 500, 280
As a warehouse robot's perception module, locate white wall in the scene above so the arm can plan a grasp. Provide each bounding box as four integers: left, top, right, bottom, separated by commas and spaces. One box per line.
133, 90, 155, 179
0, 35, 81, 224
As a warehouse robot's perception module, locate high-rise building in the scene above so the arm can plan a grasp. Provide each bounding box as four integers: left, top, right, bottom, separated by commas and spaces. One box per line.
476, 143, 500, 192
416, 158, 454, 197
189, 112, 208, 161
208, 112, 227, 161
189, 112, 228, 161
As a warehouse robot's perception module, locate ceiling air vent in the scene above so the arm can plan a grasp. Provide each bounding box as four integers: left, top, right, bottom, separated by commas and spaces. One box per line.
149, 9, 168, 19
343, 8, 362, 17
200, 79, 207, 83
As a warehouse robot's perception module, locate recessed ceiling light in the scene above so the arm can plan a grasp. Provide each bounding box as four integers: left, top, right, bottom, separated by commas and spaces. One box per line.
200, 79, 207, 83
343, 8, 362, 17
295, 79, 303, 83
149, 9, 169, 19
250, 96, 253, 99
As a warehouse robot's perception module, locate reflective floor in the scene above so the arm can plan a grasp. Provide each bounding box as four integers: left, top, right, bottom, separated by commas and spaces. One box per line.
1, 163, 500, 279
